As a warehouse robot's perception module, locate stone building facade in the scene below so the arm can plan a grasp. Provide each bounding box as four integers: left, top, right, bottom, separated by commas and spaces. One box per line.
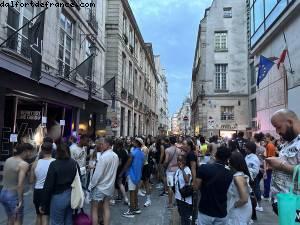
155, 55, 169, 136
249, 0, 300, 136
0, 0, 108, 178
177, 98, 191, 136
191, 0, 249, 138
105, 0, 159, 137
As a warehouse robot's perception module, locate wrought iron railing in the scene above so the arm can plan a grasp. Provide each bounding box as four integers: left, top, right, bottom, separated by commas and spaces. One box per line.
5, 30, 31, 59
87, 9, 98, 34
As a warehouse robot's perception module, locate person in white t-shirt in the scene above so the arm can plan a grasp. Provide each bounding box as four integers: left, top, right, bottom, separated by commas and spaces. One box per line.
70, 134, 89, 189
175, 154, 192, 225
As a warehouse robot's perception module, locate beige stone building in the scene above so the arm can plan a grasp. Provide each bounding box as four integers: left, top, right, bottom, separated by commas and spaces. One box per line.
0, 0, 107, 178
105, 0, 159, 137
191, 0, 249, 138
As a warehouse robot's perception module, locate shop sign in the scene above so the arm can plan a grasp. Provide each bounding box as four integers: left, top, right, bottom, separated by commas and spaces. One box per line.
19, 110, 41, 120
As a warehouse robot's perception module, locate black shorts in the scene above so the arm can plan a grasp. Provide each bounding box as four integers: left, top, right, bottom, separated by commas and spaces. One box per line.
33, 189, 49, 215
142, 164, 151, 181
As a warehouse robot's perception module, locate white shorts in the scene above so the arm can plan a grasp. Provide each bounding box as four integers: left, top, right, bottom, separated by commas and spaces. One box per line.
166, 172, 175, 187
127, 176, 137, 191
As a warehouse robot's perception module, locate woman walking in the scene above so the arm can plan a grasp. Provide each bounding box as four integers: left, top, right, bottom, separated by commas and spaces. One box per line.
227, 152, 252, 225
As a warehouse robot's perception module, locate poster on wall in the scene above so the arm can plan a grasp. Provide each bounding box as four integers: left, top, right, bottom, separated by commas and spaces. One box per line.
16, 105, 43, 145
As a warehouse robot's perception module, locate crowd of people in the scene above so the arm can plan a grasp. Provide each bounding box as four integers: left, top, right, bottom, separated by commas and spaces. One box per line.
0, 109, 300, 225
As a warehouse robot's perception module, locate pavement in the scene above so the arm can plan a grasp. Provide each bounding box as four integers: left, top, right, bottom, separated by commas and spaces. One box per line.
0, 185, 279, 225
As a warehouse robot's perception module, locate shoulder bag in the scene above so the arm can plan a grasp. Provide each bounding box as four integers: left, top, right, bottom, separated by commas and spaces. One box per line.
71, 168, 85, 209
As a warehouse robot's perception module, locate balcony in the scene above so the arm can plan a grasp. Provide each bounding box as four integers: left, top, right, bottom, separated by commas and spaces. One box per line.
87, 9, 98, 34
121, 88, 127, 100
4, 32, 31, 59
129, 44, 134, 54
128, 93, 134, 104
123, 34, 128, 45
134, 98, 139, 108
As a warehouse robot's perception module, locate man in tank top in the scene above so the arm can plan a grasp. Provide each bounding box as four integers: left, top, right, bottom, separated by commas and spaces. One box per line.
0, 143, 35, 225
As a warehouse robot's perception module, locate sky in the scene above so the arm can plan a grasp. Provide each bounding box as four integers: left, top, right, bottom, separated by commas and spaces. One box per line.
129, 0, 212, 116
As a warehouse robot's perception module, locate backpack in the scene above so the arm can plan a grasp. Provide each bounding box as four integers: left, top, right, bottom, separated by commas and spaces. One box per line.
73, 209, 92, 225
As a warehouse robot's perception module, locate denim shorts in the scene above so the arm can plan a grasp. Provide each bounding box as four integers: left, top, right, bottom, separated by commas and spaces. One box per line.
90, 188, 110, 202
0, 189, 24, 219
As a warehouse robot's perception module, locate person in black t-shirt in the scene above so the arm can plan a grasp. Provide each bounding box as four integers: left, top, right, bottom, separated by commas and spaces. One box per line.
194, 146, 233, 225
113, 139, 129, 204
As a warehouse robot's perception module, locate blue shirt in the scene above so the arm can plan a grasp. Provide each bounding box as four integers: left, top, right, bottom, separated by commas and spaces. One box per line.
128, 147, 144, 185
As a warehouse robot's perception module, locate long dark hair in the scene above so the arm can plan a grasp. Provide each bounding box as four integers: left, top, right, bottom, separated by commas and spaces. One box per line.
229, 151, 251, 179
56, 143, 70, 160
185, 138, 195, 152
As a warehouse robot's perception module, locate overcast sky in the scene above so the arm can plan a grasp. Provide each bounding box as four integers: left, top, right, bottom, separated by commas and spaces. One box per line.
129, 0, 212, 116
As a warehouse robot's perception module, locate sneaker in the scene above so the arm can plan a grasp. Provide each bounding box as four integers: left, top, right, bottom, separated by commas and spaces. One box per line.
141, 189, 147, 195
261, 196, 271, 201
144, 200, 151, 207
256, 206, 264, 212
159, 191, 168, 197
115, 196, 122, 202
122, 209, 135, 218
133, 208, 142, 214
124, 198, 129, 205
110, 199, 116, 205
249, 219, 254, 225
156, 183, 163, 189
138, 190, 145, 197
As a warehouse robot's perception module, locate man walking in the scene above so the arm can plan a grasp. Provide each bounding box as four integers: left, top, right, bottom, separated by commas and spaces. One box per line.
89, 137, 119, 225
265, 109, 300, 214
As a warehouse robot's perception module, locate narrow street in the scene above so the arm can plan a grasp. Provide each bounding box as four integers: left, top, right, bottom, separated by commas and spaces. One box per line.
0, 185, 277, 225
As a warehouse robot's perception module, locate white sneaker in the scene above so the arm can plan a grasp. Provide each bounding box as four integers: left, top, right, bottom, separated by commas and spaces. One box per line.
156, 183, 163, 189
144, 200, 151, 207
138, 190, 145, 197
255, 206, 264, 212
261, 196, 271, 201
110, 199, 116, 205
249, 219, 254, 224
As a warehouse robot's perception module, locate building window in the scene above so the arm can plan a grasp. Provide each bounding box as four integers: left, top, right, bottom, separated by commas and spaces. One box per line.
250, 0, 292, 47
223, 7, 232, 18
6, 0, 40, 57
122, 14, 127, 36
215, 32, 227, 51
215, 64, 227, 90
121, 53, 126, 88
58, 13, 73, 77
129, 62, 133, 94
85, 39, 92, 59
221, 106, 234, 121
251, 99, 257, 118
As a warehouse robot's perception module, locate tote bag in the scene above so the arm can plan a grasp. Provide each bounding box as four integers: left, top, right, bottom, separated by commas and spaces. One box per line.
277, 165, 300, 225
71, 169, 85, 209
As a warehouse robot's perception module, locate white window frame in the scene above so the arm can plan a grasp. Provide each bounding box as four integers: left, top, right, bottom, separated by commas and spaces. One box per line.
7, 0, 40, 55
221, 106, 234, 121
215, 31, 227, 51
58, 12, 73, 76
215, 64, 227, 90
129, 61, 133, 93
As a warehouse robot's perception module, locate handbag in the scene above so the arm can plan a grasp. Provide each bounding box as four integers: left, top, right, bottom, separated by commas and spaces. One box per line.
73, 208, 92, 225
277, 165, 300, 225
71, 169, 85, 209
176, 168, 193, 198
